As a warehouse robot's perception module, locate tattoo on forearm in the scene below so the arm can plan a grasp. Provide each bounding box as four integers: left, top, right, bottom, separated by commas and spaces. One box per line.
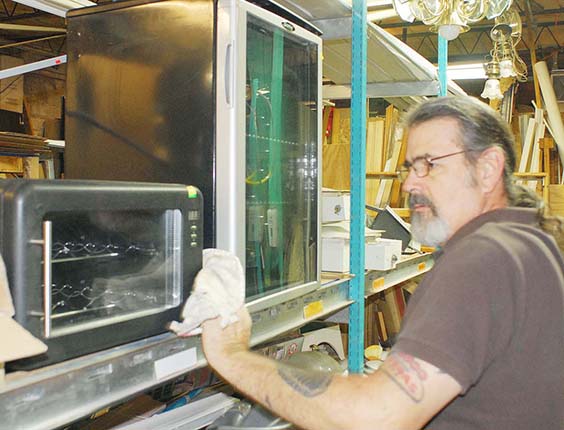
382, 352, 428, 403
277, 365, 332, 398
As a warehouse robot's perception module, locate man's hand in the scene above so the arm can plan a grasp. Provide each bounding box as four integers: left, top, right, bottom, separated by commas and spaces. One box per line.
201, 306, 252, 372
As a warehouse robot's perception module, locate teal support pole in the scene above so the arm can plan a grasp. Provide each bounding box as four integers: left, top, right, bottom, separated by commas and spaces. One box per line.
438, 35, 448, 97
348, 0, 367, 374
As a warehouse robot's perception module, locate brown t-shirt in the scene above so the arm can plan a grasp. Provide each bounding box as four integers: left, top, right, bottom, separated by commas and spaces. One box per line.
394, 208, 564, 430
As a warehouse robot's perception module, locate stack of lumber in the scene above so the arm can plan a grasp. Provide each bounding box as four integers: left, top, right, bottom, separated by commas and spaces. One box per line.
0, 132, 51, 179
322, 104, 407, 213
370, 105, 406, 211
322, 107, 351, 191
0, 132, 50, 156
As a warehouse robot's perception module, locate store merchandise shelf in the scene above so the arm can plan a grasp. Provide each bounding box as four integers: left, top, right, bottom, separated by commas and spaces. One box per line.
365, 253, 434, 296
324, 253, 434, 324
0, 277, 351, 430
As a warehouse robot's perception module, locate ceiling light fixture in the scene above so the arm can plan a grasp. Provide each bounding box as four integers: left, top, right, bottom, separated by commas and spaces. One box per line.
489, 6, 527, 82
480, 6, 527, 101
391, 0, 513, 41
481, 60, 503, 100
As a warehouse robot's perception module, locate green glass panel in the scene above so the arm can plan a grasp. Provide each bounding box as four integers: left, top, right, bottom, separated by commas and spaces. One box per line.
245, 15, 318, 300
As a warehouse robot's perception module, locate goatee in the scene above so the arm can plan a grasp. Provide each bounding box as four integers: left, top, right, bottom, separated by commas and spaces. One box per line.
409, 194, 450, 247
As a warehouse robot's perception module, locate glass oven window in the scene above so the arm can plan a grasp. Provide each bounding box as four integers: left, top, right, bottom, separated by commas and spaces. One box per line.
245, 14, 319, 300
45, 209, 182, 337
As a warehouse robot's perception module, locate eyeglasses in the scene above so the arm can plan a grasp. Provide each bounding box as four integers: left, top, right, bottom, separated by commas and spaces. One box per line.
399, 150, 471, 181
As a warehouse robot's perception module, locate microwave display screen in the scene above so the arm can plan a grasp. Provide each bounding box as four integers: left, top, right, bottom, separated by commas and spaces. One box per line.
44, 209, 183, 338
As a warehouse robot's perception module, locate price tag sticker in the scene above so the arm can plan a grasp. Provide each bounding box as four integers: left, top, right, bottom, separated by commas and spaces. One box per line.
418, 262, 426, 271
372, 277, 385, 291
303, 300, 324, 319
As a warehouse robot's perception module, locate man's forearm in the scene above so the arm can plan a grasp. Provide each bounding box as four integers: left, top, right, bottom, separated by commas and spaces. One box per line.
213, 349, 348, 430
211, 349, 418, 430
210, 348, 461, 430
200, 309, 460, 430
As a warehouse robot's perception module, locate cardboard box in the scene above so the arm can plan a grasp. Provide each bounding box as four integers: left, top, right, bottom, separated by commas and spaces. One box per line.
0, 55, 24, 114
322, 237, 402, 273
322, 190, 350, 222
0, 156, 23, 174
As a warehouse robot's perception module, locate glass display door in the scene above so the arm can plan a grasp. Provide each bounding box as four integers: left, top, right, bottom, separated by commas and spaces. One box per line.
244, 11, 320, 300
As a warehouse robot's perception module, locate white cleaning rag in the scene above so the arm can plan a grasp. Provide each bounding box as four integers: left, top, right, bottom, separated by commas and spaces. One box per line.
169, 249, 245, 336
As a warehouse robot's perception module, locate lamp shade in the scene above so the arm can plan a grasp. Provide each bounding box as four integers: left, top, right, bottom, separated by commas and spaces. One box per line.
438, 24, 462, 40
499, 58, 516, 78
481, 78, 503, 100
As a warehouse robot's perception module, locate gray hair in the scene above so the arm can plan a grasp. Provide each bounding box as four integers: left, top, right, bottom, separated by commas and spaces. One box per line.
404, 96, 564, 248
404, 96, 518, 199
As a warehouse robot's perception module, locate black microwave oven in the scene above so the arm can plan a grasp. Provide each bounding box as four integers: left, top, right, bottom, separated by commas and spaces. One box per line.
0, 180, 203, 370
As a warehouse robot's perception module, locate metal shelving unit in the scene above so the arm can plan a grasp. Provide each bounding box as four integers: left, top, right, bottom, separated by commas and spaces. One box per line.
324, 253, 433, 324
365, 253, 434, 296
0, 277, 351, 430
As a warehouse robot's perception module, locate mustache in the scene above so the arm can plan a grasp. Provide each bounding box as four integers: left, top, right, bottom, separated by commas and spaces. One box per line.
409, 194, 437, 215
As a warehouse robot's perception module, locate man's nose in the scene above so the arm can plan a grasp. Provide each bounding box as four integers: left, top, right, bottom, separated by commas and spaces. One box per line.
401, 168, 418, 194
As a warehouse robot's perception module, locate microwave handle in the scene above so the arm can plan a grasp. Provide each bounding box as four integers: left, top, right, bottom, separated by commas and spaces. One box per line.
42, 220, 52, 338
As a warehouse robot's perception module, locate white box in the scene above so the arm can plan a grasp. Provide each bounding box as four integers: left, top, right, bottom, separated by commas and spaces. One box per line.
366, 238, 402, 271
322, 237, 402, 273
322, 190, 350, 222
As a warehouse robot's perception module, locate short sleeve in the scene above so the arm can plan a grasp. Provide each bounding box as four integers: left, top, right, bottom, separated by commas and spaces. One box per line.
393, 235, 519, 392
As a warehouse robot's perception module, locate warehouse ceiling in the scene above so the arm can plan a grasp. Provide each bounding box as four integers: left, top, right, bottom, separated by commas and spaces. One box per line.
377, 0, 563, 68
0, 0, 561, 91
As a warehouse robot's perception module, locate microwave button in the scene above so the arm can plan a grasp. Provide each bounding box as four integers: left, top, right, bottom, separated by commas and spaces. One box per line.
190, 225, 198, 231
190, 233, 198, 240
190, 241, 198, 248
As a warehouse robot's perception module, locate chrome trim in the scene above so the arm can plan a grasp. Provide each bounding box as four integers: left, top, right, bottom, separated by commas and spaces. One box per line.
246, 280, 319, 314
43, 221, 52, 338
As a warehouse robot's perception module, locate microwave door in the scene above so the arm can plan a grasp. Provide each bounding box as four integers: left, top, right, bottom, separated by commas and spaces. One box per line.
45, 209, 183, 338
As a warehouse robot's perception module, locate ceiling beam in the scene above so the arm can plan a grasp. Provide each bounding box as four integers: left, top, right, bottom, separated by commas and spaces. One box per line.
0, 23, 65, 32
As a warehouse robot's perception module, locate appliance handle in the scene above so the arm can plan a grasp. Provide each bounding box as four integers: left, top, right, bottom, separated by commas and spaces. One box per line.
43, 220, 52, 338
225, 42, 232, 106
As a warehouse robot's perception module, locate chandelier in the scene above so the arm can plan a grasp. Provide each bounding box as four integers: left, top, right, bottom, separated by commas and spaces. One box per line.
481, 6, 527, 100
391, 0, 513, 40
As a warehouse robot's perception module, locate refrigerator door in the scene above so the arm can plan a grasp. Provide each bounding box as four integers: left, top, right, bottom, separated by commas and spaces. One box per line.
217, 1, 322, 303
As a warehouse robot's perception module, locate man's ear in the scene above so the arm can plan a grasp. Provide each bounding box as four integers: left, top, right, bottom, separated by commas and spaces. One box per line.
477, 146, 505, 193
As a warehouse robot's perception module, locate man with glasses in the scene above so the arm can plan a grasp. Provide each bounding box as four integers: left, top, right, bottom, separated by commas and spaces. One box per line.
199, 96, 564, 429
